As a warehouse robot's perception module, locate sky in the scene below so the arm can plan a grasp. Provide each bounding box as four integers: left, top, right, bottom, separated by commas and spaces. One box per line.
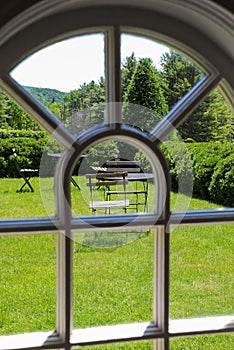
11, 34, 169, 93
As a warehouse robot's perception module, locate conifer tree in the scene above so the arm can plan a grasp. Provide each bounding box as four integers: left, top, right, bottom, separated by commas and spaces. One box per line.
123, 58, 168, 132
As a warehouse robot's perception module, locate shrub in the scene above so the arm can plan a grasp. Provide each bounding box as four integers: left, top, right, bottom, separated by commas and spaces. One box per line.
161, 141, 234, 204
86, 141, 120, 168
0, 129, 47, 140
209, 154, 234, 206
187, 142, 234, 201
0, 137, 48, 177
161, 141, 193, 195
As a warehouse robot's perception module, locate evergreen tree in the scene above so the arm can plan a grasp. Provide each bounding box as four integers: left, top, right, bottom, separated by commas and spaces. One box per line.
160, 50, 234, 141
121, 52, 137, 97
123, 58, 168, 132
0, 91, 10, 128
0, 90, 39, 130
160, 50, 201, 109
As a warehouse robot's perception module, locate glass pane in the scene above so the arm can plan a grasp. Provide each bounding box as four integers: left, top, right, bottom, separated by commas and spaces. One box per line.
72, 138, 155, 216
73, 230, 153, 328
11, 34, 105, 136
165, 86, 234, 210
170, 224, 234, 319
0, 88, 59, 218
170, 334, 234, 349
73, 228, 151, 249
0, 234, 56, 335
121, 34, 205, 133
0, 134, 60, 218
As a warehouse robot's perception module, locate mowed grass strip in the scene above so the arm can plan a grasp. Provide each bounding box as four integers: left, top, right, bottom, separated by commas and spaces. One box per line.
0, 177, 233, 349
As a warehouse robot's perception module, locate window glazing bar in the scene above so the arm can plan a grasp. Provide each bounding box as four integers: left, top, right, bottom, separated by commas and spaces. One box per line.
153, 226, 169, 350
104, 27, 122, 125
1, 208, 234, 235
170, 208, 234, 226
0, 315, 232, 350
0, 76, 76, 149
56, 177, 73, 342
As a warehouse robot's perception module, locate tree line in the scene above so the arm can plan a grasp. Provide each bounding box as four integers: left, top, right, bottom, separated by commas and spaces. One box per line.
0, 50, 233, 141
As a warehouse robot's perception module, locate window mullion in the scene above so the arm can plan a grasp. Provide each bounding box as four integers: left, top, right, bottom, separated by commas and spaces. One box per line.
151, 72, 222, 144
56, 174, 73, 345
153, 225, 169, 350
104, 27, 122, 125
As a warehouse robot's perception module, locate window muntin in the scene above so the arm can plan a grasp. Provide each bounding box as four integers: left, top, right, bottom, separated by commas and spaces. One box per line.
0, 1, 233, 350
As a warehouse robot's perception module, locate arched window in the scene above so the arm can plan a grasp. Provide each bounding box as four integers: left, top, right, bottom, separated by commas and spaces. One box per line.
0, 1, 233, 349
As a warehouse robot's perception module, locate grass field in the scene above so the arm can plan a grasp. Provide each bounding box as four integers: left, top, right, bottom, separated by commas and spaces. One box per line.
0, 177, 233, 349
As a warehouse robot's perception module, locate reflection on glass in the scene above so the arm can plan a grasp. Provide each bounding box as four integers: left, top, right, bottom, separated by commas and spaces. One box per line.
72, 228, 151, 248
73, 231, 153, 328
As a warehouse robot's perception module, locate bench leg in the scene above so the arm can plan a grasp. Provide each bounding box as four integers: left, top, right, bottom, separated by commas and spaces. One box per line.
18, 177, 34, 192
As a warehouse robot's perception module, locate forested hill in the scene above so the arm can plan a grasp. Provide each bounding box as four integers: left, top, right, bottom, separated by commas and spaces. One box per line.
24, 86, 67, 104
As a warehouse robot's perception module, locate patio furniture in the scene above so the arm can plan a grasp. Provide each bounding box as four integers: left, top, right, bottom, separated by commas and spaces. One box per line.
105, 160, 152, 212
86, 171, 129, 214
12, 148, 38, 192
48, 153, 87, 190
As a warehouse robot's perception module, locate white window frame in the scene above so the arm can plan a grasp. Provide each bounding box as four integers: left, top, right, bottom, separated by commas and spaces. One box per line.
0, 1, 233, 349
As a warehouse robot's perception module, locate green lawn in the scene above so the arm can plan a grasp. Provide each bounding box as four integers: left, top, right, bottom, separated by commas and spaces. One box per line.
0, 177, 233, 349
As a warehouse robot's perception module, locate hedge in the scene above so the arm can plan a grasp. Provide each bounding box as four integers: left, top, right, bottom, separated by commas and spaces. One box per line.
0, 129, 47, 140
162, 141, 234, 206
161, 141, 193, 196
209, 154, 234, 206
1, 129, 234, 206
0, 137, 48, 177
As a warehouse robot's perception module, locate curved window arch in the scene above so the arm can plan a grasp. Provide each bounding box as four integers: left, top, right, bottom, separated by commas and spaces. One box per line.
0, 1, 233, 349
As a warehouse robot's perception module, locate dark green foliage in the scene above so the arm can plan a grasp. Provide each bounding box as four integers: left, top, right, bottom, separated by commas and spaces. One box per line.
160, 50, 234, 142
179, 90, 234, 142
123, 58, 168, 132
0, 129, 47, 139
85, 141, 120, 168
186, 142, 227, 200
187, 142, 234, 203
48, 80, 105, 128
78, 80, 105, 110
0, 136, 48, 177
161, 141, 193, 195
160, 50, 201, 109
209, 154, 234, 206
0, 90, 40, 130
161, 141, 234, 206
121, 52, 137, 97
